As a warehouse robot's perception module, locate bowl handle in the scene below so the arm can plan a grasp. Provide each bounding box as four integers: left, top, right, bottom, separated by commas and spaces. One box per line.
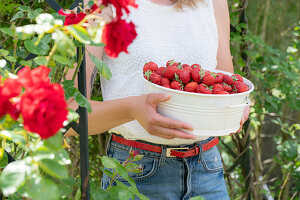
226, 97, 251, 108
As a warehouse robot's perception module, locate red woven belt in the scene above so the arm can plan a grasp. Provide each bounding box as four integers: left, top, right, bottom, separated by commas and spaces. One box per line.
111, 134, 219, 158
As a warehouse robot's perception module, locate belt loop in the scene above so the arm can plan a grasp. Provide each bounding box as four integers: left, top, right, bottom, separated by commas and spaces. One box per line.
158, 145, 166, 166
197, 144, 203, 163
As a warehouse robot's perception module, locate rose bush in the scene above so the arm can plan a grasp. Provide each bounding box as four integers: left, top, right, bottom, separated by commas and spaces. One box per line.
0, 1, 148, 199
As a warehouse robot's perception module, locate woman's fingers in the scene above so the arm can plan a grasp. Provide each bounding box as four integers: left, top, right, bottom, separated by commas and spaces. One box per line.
151, 113, 194, 131
149, 126, 196, 140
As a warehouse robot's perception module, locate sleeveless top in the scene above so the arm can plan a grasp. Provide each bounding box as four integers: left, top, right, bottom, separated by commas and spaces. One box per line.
100, 0, 219, 145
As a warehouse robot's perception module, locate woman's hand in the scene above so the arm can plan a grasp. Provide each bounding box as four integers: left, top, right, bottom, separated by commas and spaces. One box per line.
229, 105, 250, 135
130, 93, 196, 140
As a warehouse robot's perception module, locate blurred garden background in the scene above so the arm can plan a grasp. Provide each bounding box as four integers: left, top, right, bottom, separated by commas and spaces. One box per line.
0, 0, 299, 199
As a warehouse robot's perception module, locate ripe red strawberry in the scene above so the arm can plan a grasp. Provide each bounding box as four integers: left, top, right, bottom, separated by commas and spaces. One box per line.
176, 69, 190, 84
182, 64, 192, 74
143, 62, 158, 73
163, 84, 171, 88
229, 91, 236, 94
191, 68, 205, 83
144, 75, 149, 80
212, 84, 224, 94
170, 81, 182, 90
166, 60, 179, 68
191, 64, 201, 69
223, 75, 234, 85
202, 74, 215, 86
149, 73, 162, 85
156, 67, 166, 77
233, 81, 249, 93
215, 74, 223, 84
184, 82, 198, 92
204, 70, 211, 75
232, 74, 243, 82
164, 65, 178, 81
196, 83, 212, 94
215, 91, 229, 95
161, 78, 170, 87
221, 83, 232, 92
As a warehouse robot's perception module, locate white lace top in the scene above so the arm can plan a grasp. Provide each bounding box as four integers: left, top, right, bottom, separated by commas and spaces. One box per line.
100, 0, 219, 145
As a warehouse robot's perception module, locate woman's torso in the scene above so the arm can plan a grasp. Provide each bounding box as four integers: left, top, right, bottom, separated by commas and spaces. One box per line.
100, 0, 219, 145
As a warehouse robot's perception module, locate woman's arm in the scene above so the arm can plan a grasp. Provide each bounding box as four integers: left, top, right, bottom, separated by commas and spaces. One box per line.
213, 0, 250, 133
213, 0, 234, 73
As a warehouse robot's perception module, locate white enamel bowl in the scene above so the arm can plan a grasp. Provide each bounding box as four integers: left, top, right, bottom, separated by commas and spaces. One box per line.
143, 69, 254, 136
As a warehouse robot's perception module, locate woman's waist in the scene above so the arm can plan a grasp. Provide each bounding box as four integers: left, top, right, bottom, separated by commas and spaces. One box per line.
109, 122, 210, 146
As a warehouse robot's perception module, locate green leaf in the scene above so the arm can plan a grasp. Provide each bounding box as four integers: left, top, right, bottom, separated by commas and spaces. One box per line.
19, 60, 32, 66
115, 183, 132, 200
0, 131, 26, 147
38, 159, 69, 179
91, 188, 110, 200
75, 188, 81, 200
28, 10, 37, 20
57, 179, 74, 197
10, 11, 24, 22
52, 55, 73, 66
33, 56, 48, 65
18, 6, 30, 11
103, 169, 114, 178
0, 150, 8, 168
66, 25, 91, 44
44, 132, 62, 150
101, 156, 117, 169
65, 87, 77, 100
74, 90, 92, 113
55, 149, 71, 165
88, 52, 112, 80
5, 56, 16, 62
89, 42, 105, 47
26, 177, 60, 200
62, 80, 75, 89
0, 28, 13, 37
128, 186, 150, 200
54, 30, 76, 57
0, 160, 30, 195
0, 49, 9, 56
88, 0, 95, 7
24, 38, 50, 55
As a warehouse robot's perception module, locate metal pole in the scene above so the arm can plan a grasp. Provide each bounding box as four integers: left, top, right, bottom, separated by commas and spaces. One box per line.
77, 45, 90, 200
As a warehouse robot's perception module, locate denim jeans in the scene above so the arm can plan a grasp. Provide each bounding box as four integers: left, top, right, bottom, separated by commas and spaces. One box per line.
102, 134, 230, 200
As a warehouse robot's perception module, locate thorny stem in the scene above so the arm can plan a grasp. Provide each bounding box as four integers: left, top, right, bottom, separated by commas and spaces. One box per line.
72, 45, 84, 81
11, 37, 18, 73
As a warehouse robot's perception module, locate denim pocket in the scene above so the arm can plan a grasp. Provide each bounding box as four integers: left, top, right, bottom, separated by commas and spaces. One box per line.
201, 146, 223, 173
107, 145, 159, 182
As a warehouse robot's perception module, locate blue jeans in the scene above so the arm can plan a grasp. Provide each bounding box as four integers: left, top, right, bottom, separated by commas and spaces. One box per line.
102, 134, 230, 200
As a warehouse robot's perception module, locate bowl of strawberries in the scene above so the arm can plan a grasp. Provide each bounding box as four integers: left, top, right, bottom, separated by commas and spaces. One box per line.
143, 60, 254, 136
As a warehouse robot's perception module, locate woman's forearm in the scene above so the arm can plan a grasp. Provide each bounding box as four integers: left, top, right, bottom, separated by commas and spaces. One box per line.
65, 96, 135, 136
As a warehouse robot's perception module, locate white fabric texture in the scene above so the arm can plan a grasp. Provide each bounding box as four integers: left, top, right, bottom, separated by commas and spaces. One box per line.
100, 0, 219, 145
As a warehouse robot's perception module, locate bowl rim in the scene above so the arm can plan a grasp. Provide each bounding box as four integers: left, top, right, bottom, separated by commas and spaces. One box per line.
143, 68, 254, 97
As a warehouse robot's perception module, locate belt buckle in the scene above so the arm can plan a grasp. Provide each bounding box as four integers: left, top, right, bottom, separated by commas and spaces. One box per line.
166, 147, 189, 157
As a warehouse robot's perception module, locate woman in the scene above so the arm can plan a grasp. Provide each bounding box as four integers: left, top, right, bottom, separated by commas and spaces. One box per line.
67, 0, 250, 199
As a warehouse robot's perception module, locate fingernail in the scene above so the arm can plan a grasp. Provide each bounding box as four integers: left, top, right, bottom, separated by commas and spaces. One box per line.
164, 94, 171, 98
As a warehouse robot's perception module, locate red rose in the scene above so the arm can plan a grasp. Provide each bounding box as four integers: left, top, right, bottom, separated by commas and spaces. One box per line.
20, 83, 68, 139
58, 9, 86, 26
17, 65, 50, 89
91, 4, 101, 13
102, 18, 137, 58
102, 0, 138, 17
0, 78, 21, 119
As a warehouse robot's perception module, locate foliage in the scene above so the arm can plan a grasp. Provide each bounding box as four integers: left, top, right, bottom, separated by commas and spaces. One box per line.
222, 1, 300, 199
